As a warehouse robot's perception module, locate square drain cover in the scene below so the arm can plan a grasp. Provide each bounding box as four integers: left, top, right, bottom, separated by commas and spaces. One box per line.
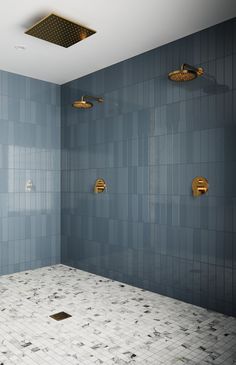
50, 311, 72, 321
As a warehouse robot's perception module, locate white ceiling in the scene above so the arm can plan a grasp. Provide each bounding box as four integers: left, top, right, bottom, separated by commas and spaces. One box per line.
0, 0, 235, 85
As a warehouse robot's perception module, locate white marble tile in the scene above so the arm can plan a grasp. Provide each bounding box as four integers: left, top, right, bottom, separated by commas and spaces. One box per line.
0, 265, 235, 365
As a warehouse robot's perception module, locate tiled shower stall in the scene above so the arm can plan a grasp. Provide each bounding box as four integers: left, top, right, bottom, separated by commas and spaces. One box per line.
0, 17, 236, 318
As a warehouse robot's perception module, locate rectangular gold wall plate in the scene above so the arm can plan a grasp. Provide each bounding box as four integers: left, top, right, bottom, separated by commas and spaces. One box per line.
25, 14, 96, 48
50, 311, 72, 321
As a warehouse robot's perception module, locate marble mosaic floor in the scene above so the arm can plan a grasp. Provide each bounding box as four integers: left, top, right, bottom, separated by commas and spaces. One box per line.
0, 265, 235, 365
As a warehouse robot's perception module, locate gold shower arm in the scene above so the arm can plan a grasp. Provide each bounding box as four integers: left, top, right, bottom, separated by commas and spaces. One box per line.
181, 63, 195, 71
83, 95, 104, 103
181, 64, 204, 76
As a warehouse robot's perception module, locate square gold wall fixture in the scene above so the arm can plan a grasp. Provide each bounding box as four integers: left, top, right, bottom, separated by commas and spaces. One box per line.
50, 311, 72, 321
25, 14, 96, 48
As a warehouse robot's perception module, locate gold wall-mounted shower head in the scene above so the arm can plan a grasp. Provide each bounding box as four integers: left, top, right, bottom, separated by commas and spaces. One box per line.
72, 96, 104, 109
168, 64, 204, 82
73, 98, 93, 109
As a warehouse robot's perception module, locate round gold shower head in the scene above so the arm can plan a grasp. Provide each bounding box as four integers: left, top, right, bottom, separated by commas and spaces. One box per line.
168, 69, 196, 81
168, 65, 204, 82
72, 99, 93, 109
72, 95, 104, 109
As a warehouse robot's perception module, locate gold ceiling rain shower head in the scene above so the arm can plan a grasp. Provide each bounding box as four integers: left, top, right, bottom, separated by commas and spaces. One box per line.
25, 13, 96, 48
72, 96, 104, 109
168, 64, 204, 82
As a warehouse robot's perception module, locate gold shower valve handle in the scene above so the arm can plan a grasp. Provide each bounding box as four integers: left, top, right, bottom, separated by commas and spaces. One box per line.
192, 176, 209, 197
94, 178, 106, 193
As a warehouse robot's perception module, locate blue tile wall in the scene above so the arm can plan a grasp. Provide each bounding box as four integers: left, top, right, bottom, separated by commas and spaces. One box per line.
0, 71, 61, 275
61, 17, 236, 316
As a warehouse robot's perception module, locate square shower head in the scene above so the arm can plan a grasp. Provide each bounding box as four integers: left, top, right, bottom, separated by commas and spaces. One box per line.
25, 13, 96, 48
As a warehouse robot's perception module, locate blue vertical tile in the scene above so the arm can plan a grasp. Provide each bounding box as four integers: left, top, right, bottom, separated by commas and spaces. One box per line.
0, 71, 60, 275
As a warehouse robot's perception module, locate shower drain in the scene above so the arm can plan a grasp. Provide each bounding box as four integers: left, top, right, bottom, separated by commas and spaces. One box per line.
50, 311, 72, 321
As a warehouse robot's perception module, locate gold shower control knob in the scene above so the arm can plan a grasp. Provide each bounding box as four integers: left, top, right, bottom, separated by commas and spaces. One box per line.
94, 178, 106, 193
192, 176, 209, 197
